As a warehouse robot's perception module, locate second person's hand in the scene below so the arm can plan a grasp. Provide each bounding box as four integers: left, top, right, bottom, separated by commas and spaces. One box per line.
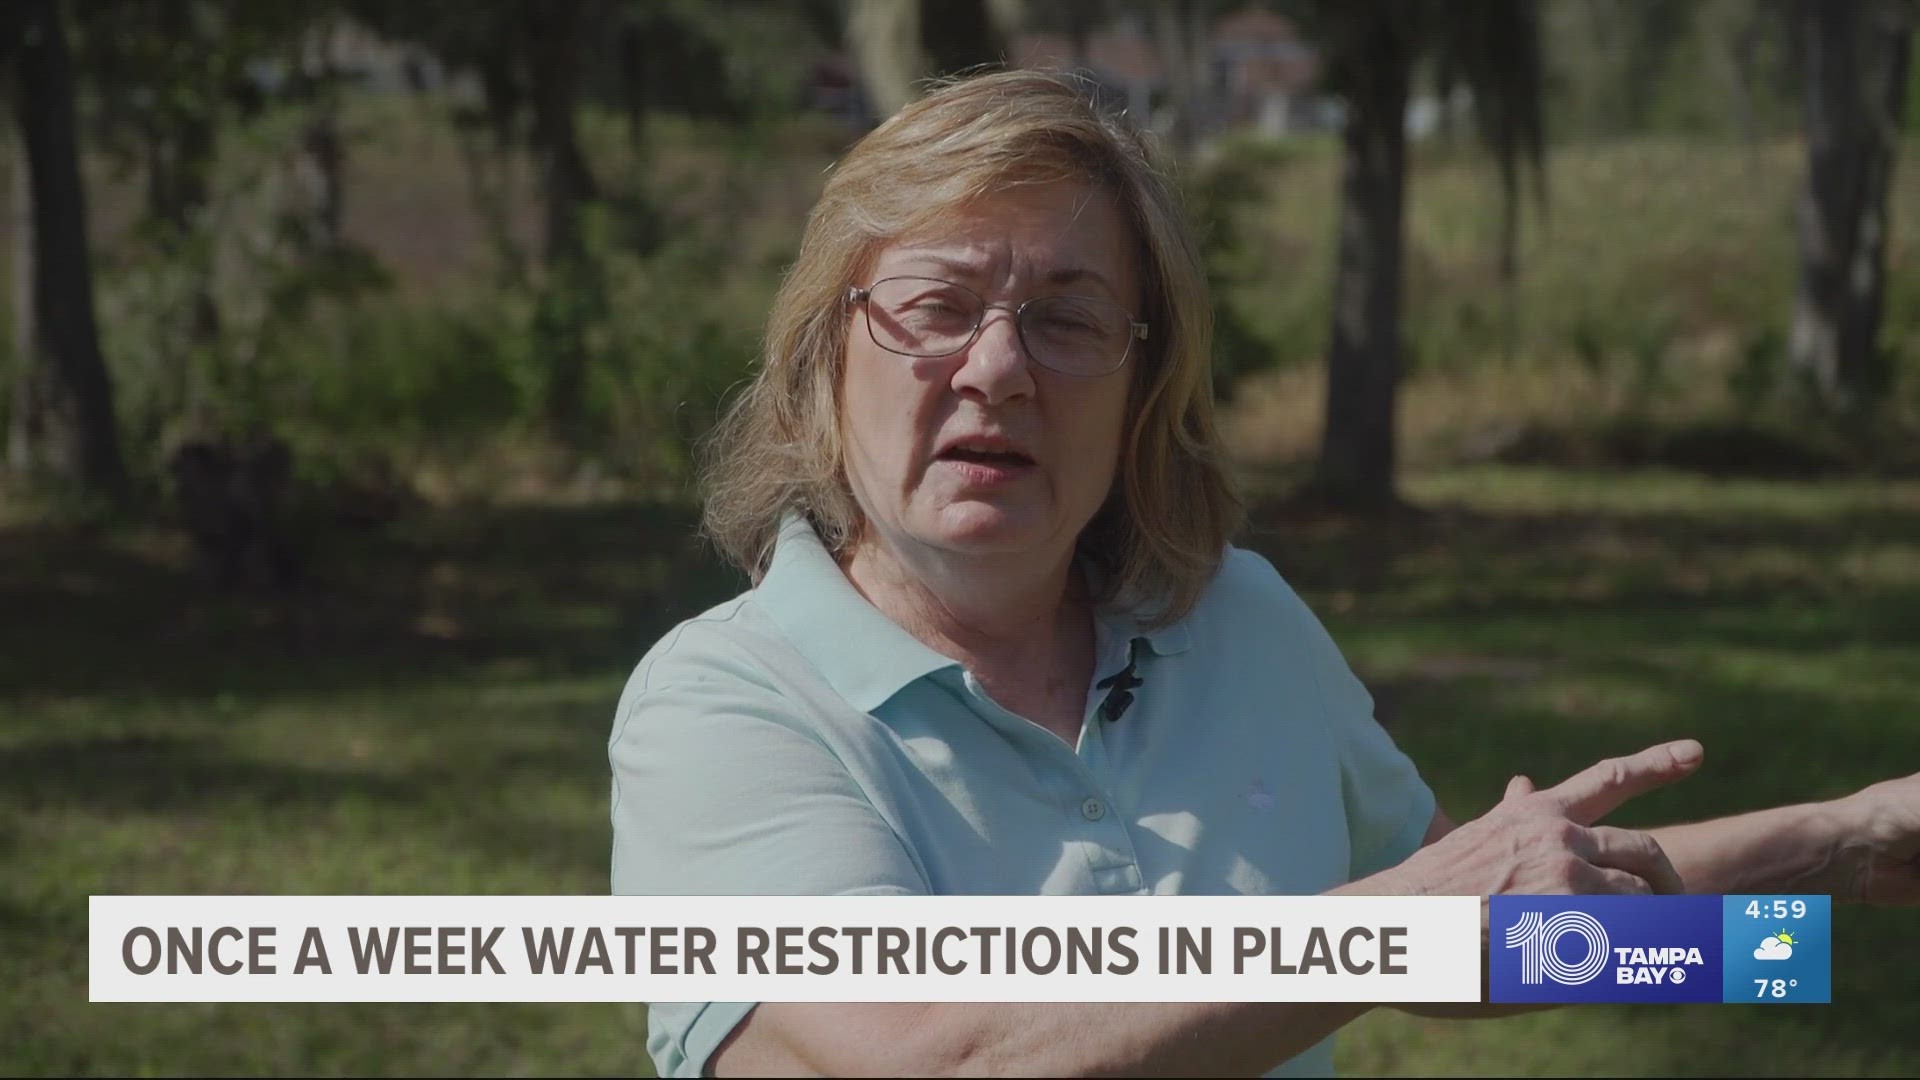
1379, 738, 1704, 900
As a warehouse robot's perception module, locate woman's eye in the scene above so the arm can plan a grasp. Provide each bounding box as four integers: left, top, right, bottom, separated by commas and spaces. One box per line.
904, 299, 971, 321
1045, 315, 1101, 334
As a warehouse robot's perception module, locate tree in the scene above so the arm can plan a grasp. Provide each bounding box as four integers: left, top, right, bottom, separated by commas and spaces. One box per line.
1298, 0, 1545, 510
5, 0, 128, 499
352, 0, 755, 442
848, 0, 1023, 117
521, 0, 604, 437
849, 0, 925, 116
1789, 0, 1916, 412
77, 0, 322, 431
1153, 0, 1215, 157
922, 0, 1019, 78
349, 0, 611, 437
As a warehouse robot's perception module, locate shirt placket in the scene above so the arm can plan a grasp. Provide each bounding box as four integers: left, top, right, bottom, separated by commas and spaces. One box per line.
1070, 705, 1143, 894
954, 624, 1148, 896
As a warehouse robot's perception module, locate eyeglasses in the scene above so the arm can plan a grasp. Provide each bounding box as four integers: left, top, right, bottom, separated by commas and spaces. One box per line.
846, 275, 1148, 378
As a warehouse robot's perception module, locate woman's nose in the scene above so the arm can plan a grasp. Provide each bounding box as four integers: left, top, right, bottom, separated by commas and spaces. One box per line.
950, 309, 1035, 404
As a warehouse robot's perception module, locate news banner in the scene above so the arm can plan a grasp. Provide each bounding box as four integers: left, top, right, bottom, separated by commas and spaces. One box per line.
89, 894, 1831, 1004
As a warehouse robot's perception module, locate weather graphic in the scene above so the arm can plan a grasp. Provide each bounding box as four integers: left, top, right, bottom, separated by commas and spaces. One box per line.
1754, 931, 1796, 961
1723, 896, 1830, 1003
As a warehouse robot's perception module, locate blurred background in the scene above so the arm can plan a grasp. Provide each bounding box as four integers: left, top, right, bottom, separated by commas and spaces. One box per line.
3, 0, 1917, 1074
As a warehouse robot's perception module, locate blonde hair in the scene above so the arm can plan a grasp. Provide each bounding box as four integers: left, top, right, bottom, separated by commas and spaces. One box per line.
698, 68, 1243, 625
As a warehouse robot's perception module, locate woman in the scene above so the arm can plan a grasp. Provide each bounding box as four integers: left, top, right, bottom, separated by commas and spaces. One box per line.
610, 70, 1919, 1077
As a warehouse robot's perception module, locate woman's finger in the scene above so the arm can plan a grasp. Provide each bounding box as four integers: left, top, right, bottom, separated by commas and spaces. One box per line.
1504, 775, 1536, 802
1543, 740, 1705, 825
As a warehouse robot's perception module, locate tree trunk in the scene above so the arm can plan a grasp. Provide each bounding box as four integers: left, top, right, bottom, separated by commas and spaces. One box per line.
1063, 0, 1097, 65
1730, 2, 1765, 146
526, 0, 601, 436
1309, 16, 1413, 511
1789, 0, 1915, 412
9, 151, 42, 476
9, 0, 127, 497
1153, 1, 1213, 158
299, 23, 347, 254
849, 0, 924, 118
301, 106, 346, 251
145, 114, 223, 355
144, 0, 223, 363
920, 0, 1020, 77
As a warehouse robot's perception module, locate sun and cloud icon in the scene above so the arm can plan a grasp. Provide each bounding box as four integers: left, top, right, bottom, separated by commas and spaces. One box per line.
1754, 930, 1797, 960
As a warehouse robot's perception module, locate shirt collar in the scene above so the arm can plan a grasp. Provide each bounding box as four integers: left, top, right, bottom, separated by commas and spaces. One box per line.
753, 511, 1190, 711
1085, 561, 1192, 658
1095, 603, 1192, 658
753, 512, 962, 712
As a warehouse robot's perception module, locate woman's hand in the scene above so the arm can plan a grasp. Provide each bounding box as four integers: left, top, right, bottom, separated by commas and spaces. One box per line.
1382, 739, 1704, 898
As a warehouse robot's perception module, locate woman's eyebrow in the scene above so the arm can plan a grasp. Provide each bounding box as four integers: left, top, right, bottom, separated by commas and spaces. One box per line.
888, 253, 988, 279
885, 253, 1120, 299
1043, 264, 1118, 297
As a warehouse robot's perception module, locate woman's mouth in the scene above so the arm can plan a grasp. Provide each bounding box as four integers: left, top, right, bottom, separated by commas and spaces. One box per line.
936, 444, 1037, 485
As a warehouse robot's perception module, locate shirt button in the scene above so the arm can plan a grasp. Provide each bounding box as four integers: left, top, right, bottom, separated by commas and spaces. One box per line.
1081, 797, 1107, 821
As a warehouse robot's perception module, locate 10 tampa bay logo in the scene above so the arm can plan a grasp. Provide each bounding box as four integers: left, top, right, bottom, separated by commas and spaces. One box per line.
1504, 909, 1706, 986
1489, 896, 1723, 1003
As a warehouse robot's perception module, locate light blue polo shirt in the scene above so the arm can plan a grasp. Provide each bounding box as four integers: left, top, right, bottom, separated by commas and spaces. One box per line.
609, 513, 1436, 1077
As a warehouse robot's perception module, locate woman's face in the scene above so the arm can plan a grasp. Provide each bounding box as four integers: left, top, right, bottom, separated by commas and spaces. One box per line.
839, 179, 1142, 567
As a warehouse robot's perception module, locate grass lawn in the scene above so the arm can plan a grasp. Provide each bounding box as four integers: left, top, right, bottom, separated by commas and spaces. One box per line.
3, 465, 1917, 1076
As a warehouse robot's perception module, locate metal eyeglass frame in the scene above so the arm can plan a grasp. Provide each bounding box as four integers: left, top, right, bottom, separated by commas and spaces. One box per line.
846, 275, 1150, 378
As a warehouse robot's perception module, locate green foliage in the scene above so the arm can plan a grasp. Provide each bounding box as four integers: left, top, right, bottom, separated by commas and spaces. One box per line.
352, 0, 831, 138
1187, 132, 1334, 400
276, 297, 534, 453
1167, 125, 1918, 457
94, 100, 392, 485
76, 0, 318, 158
517, 192, 764, 481
1910, 30, 1920, 133
1540, 0, 1804, 143
72, 57, 811, 499
1620, 310, 1680, 424
1726, 323, 1788, 419
1548, 304, 1682, 427
222, 231, 760, 496
1402, 294, 1504, 377
587, 237, 759, 488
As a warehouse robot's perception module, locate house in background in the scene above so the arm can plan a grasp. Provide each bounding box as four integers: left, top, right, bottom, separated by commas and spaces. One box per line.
1007, 4, 1330, 142
793, 2, 1343, 144
1209, 5, 1323, 136
1011, 25, 1158, 123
